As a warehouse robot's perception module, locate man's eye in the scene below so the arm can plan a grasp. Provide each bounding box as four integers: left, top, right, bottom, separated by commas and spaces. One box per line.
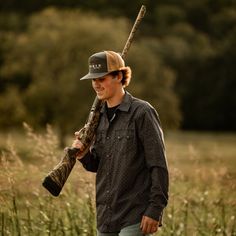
99, 78, 105, 82
93, 78, 105, 82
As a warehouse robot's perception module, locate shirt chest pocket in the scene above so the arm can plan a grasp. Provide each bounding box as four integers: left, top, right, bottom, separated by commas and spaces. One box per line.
115, 129, 135, 154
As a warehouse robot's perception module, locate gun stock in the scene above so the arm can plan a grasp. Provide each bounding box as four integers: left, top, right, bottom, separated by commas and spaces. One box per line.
42, 97, 102, 196
42, 5, 146, 196
42, 148, 78, 196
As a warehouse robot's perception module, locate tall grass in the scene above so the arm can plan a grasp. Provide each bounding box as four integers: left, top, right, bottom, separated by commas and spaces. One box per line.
0, 124, 96, 236
157, 132, 236, 236
0, 127, 235, 235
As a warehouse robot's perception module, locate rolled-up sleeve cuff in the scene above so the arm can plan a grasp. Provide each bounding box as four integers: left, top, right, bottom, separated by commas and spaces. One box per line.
78, 152, 91, 166
144, 205, 163, 225
78, 151, 99, 172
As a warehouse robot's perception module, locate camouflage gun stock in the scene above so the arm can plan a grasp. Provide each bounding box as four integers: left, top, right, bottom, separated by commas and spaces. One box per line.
42, 97, 102, 196
42, 5, 146, 196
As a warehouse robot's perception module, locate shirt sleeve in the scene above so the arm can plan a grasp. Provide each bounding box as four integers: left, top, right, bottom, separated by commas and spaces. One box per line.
78, 147, 100, 173
144, 166, 169, 222
137, 104, 169, 221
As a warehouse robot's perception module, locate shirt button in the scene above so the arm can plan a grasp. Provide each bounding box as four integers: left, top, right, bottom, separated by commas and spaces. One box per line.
106, 136, 110, 140
117, 136, 121, 140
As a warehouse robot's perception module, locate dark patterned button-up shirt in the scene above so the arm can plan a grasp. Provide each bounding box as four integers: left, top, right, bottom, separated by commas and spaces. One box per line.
79, 92, 169, 233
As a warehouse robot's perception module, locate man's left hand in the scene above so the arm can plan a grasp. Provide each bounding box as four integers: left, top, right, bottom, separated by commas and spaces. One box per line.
140, 215, 159, 234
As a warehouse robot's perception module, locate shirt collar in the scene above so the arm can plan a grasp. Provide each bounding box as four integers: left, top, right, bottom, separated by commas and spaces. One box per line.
100, 91, 132, 113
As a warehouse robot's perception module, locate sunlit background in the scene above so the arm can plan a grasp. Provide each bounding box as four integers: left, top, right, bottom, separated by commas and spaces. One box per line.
0, 1, 236, 235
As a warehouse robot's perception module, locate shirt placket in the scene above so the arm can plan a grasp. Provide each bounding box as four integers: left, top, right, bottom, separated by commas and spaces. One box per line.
103, 116, 115, 230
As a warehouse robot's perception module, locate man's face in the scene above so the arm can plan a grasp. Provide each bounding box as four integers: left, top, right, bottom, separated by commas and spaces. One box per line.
92, 74, 120, 101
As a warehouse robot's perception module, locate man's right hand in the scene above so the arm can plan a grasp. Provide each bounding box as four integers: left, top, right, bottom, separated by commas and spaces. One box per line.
71, 129, 89, 159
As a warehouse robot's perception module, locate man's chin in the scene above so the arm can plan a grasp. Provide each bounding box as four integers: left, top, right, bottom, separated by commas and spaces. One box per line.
96, 94, 105, 100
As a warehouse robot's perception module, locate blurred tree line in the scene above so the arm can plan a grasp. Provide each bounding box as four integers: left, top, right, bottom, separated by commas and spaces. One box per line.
0, 0, 236, 143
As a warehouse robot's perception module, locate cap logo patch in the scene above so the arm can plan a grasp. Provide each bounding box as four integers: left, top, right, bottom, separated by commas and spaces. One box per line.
90, 64, 102, 70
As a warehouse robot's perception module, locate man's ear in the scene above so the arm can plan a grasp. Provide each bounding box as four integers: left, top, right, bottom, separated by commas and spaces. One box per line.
117, 71, 123, 82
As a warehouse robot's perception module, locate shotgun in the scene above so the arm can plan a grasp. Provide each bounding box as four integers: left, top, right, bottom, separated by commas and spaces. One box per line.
42, 5, 146, 196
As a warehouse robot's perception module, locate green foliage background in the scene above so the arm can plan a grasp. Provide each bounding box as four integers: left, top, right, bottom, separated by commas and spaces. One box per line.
0, 0, 236, 139
1, 2, 235, 235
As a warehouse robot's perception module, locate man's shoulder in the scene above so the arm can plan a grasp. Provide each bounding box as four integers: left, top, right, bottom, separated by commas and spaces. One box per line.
130, 94, 155, 112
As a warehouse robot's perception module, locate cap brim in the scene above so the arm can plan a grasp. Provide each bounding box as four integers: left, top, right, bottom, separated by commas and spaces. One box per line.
80, 72, 109, 80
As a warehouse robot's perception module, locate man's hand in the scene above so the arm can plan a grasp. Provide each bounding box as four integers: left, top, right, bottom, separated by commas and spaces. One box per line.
71, 129, 89, 159
140, 216, 159, 234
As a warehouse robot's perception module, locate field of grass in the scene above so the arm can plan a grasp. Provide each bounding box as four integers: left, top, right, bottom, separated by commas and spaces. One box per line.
0, 124, 236, 235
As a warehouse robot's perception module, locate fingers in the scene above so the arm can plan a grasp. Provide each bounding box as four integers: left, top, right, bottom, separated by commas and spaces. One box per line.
74, 128, 85, 148
140, 216, 159, 234
74, 126, 87, 139
72, 127, 91, 159
71, 139, 87, 160
74, 131, 83, 139
74, 131, 80, 138
72, 139, 83, 149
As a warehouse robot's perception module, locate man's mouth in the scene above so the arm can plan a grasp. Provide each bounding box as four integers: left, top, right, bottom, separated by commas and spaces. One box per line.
95, 88, 104, 93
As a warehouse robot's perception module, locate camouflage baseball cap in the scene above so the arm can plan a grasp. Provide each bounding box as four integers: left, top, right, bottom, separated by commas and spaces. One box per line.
80, 51, 125, 80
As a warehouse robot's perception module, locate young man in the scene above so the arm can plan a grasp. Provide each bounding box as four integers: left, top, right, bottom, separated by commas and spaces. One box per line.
72, 51, 169, 236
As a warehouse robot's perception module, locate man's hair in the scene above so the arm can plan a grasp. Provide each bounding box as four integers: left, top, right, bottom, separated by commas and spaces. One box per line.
110, 66, 132, 87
